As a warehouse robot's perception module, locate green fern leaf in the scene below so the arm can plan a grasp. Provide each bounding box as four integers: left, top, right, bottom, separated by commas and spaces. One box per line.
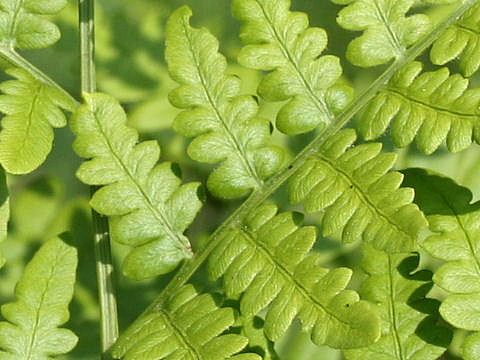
233, 0, 353, 135
71, 93, 203, 280
463, 333, 480, 360
112, 284, 261, 360
237, 315, 278, 360
0, 0, 67, 49
166, 6, 285, 199
331, 0, 432, 67
402, 168, 480, 360
431, 2, 480, 77
289, 129, 427, 253
208, 203, 381, 349
0, 235, 78, 359
0, 67, 75, 174
344, 245, 452, 360
358, 61, 480, 154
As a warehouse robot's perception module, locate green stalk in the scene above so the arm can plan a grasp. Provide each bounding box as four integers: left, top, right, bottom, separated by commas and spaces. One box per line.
0, 48, 79, 106
79, 0, 119, 357
146, 0, 477, 311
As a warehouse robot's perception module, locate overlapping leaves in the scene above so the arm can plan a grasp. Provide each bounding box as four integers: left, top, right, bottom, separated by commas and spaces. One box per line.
289, 129, 427, 253
112, 284, 261, 360
208, 203, 381, 349
0, 0, 67, 49
166, 6, 284, 199
403, 168, 480, 360
71, 93, 203, 280
358, 61, 480, 154
331, 0, 435, 67
0, 68, 75, 174
431, 2, 480, 77
233, 0, 353, 135
0, 236, 78, 359
344, 245, 451, 360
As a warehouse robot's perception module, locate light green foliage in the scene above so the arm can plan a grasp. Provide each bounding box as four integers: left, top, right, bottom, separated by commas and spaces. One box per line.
463, 333, 480, 360
166, 6, 284, 198
0, 236, 78, 359
403, 168, 480, 360
344, 245, 452, 360
431, 2, 480, 77
70, 93, 203, 280
0, 68, 75, 174
331, 0, 431, 67
112, 284, 261, 360
1, 1, 479, 359
233, 0, 353, 135
208, 203, 381, 349
289, 129, 427, 253
358, 61, 480, 154
238, 316, 278, 360
0, 0, 67, 49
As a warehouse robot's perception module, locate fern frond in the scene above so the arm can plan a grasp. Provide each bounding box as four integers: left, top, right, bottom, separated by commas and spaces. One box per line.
431, 2, 480, 77
112, 284, 261, 360
165, 6, 285, 199
238, 315, 278, 360
331, 0, 435, 67
71, 93, 203, 280
403, 168, 480, 360
0, 235, 78, 359
233, 0, 353, 135
0, 67, 75, 174
0, 0, 67, 49
358, 61, 480, 154
344, 244, 451, 360
208, 203, 381, 349
289, 129, 427, 253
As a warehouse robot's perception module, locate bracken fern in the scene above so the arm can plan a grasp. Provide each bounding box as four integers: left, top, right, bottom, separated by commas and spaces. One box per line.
0, 0, 479, 359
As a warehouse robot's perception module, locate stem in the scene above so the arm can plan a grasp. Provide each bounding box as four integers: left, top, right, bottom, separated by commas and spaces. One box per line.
145, 0, 477, 312
0, 48, 79, 106
79, 0, 119, 357
80, 0, 96, 93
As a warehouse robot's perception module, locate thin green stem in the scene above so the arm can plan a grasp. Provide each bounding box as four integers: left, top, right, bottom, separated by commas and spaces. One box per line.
79, 0, 119, 357
143, 0, 477, 312
0, 47, 79, 106
80, 0, 96, 93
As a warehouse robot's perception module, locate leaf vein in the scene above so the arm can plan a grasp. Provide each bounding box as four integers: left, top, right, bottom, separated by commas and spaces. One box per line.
253, 0, 334, 123
240, 227, 350, 327
180, 16, 262, 188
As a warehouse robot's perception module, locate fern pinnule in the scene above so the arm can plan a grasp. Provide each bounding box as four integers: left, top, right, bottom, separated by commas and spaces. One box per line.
208, 203, 381, 349
238, 315, 278, 360
0, 67, 75, 174
403, 168, 480, 360
431, 2, 480, 77
71, 93, 203, 280
0, 0, 67, 49
0, 236, 78, 359
289, 129, 427, 253
331, 0, 436, 67
357, 61, 480, 154
344, 245, 452, 360
233, 0, 353, 135
112, 284, 261, 360
166, 6, 285, 199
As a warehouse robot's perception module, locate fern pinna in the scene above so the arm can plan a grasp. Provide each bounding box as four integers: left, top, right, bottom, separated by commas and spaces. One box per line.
0, 0, 478, 359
